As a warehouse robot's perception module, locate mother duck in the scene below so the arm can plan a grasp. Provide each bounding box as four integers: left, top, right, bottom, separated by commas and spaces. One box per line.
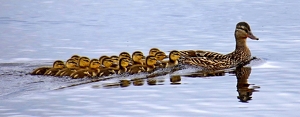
179, 22, 259, 70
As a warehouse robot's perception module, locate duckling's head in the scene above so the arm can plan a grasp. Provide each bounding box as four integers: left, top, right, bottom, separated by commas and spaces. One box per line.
235, 22, 259, 40
149, 48, 160, 56
102, 58, 114, 68
110, 55, 119, 66
99, 55, 109, 64
78, 56, 90, 68
132, 51, 145, 62
88, 59, 100, 69
169, 50, 181, 61
146, 55, 158, 66
70, 55, 80, 63
119, 52, 131, 59
65, 58, 77, 68
155, 51, 168, 61
119, 58, 130, 68
53, 60, 65, 68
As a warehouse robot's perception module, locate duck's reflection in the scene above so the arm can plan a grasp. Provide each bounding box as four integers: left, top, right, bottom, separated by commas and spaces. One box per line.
232, 67, 260, 102
100, 66, 260, 102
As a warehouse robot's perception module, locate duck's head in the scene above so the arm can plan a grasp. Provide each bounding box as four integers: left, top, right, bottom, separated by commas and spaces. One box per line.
99, 55, 109, 64
146, 55, 158, 66
169, 50, 181, 61
78, 56, 90, 68
65, 58, 77, 68
89, 59, 101, 69
149, 48, 160, 56
235, 22, 259, 41
102, 57, 114, 68
132, 51, 145, 62
155, 51, 168, 61
119, 58, 131, 68
53, 60, 65, 68
110, 55, 119, 66
70, 55, 80, 63
119, 52, 131, 59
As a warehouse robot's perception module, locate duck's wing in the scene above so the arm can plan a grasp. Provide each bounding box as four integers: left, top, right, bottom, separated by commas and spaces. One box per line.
180, 57, 234, 70
179, 50, 228, 59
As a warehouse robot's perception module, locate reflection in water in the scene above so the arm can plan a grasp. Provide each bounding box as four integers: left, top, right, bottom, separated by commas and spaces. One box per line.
100, 66, 260, 103
233, 67, 260, 102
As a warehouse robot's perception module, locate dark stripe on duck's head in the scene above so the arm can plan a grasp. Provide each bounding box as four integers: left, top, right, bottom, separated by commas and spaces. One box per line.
235, 22, 259, 40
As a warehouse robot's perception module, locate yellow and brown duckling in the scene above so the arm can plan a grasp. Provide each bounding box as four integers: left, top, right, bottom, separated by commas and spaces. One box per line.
132, 51, 145, 65
144, 55, 159, 73
30, 60, 64, 75
100, 57, 114, 68
70, 54, 80, 63
149, 48, 160, 56
161, 50, 181, 68
155, 51, 168, 62
97, 57, 117, 77
116, 58, 131, 75
59, 56, 90, 76
70, 59, 101, 79
99, 55, 109, 65
128, 55, 158, 74
119, 52, 131, 60
54, 58, 78, 77
154, 51, 168, 67
180, 22, 259, 70
110, 55, 119, 68
43, 60, 65, 76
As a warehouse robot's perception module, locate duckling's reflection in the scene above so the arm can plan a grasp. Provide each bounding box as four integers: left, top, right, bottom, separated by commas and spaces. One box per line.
100, 66, 259, 103
232, 67, 260, 102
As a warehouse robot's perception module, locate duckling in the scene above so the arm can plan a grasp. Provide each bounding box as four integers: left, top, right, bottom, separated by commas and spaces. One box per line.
30, 60, 64, 75
110, 55, 119, 68
99, 55, 109, 65
119, 52, 131, 59
117, 58, 131, 74
70, 59, 101, 79
161, 50, 181, 68
43, 60, 65, 76
154, 51, 168, 67
70, 54, 80, 63
155, 51, 168, 62
180, 22, 259, 70
132, 51, 145, 65
101, 57, 114, 68
149, 48, 160, 56
98, 57, 118, 77
76, 56, 91, 69
128, 55, 157, 74
60, 56, 90, 76
54, 58, 78, 77
144, 55, 159, 73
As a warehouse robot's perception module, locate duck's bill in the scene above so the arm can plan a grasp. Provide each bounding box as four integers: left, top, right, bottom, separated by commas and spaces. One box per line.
248, 31, 259, 40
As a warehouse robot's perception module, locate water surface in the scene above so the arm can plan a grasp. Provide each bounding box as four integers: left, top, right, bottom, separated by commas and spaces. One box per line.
1, 0, 300, 117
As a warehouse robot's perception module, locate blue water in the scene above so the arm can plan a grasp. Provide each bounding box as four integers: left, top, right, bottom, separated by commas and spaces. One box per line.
1, 0, 300, 117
